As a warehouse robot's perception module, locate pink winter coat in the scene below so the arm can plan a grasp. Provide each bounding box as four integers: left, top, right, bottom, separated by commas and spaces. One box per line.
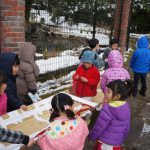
101, 50, 130, 93
38, 117, 89, 150
0, 93, 7, 116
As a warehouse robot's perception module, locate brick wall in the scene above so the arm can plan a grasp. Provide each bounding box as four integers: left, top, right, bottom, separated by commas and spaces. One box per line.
113, 0, 131, 51
0, 0, 25, 52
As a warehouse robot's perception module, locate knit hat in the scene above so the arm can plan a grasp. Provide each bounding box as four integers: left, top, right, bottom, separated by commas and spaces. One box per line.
80, 51, 95, 64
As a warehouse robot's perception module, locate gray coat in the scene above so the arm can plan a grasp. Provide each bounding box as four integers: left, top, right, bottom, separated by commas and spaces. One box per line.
17, 43, 40, 96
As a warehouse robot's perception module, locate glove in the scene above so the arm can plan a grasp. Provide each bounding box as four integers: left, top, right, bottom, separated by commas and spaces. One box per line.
28, 92, 41, 103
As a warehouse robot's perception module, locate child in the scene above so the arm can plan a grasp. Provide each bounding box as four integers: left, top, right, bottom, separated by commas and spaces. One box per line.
73, 51, 100, 101
79, 38, 104, 68
0, 71, 7, 115
101, 50, 130, 95
0, 52, 27, 112
16, 42, 40, 105
38, 93, 88, 150
89, 79, 133, 150
0, 125, 34, 147
130, 36, 150, 97
103, 38, 122, 69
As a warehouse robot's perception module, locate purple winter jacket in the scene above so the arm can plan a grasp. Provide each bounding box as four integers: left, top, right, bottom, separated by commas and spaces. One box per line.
89, 101, 130, 146
101, 50, 130, 94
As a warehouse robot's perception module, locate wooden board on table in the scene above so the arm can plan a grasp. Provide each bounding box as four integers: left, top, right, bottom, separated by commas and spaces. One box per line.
0, 91, 103, 150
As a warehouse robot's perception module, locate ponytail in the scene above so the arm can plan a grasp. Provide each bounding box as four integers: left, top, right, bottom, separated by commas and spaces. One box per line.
49, 110, 60, 122
65, 109, 75, 120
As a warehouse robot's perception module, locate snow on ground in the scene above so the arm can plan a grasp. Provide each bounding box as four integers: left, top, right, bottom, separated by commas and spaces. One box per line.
36, 52, 79, 74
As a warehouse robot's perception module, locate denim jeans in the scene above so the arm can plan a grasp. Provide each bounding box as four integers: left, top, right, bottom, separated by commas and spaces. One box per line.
133, 72, 147, 95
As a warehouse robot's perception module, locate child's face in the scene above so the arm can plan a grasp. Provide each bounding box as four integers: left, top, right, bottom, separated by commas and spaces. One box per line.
12, 65, 19, 76
83, 62, 92, 69
106, 87, 121, 101
0, 83, 7, 95
96, 43, 99, 50
106, 88, 113, 101
111, 44, 118, 50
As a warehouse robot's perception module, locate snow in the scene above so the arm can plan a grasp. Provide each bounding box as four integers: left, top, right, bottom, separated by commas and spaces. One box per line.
30, 9, 110, 45
36, 50, 79, 74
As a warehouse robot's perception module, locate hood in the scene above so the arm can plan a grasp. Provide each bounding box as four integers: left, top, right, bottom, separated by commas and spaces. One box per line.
108, 50, 123, 68
0, 52, 17, 79
19, 42, 36, 62
137, 36, 149, 48
109, 102, 130, 121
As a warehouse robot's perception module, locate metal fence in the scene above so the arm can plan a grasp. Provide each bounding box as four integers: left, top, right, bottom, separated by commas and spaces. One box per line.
25, 0, 116, 80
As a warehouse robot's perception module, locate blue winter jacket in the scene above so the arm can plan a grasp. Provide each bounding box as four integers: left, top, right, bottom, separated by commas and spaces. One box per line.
130, 36, 150, 73
0, 52, 23, 112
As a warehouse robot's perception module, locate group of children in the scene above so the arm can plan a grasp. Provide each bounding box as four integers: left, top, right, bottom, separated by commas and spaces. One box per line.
0, 35, 150, 150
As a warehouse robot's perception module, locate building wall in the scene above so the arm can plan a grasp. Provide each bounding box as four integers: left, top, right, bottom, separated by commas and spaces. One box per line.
0, 0, 25, 52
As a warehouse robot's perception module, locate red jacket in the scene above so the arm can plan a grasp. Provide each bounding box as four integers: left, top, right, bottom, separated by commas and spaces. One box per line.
73, 64, 100, 97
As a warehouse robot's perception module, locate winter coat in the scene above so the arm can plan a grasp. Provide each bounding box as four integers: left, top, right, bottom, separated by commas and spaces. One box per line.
89, 101, 130, 146
0, 52, 23, 112
16, 42, 39, 96
101, 50, 130, 93
0, 93, 7, 116
73, 64, 100, 97
130, 36, 150, 73
38, 117, 89, 150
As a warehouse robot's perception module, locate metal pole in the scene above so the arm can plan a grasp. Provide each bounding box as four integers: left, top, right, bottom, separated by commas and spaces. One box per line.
93, 0, 98, 38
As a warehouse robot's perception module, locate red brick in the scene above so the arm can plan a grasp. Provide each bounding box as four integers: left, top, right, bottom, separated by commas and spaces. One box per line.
5, 32, 24, 37
1, 47, 13, 52
4, 42, 19, 47
12, 48, 21, 52
18, 1, 25, 6
2, 0, 18, 6
2, 22, 19, 27
0, 5, 12, 11
13, 6, 25, 12
3, 11, 18, 16
11, 37, 24, 42
1, 28, 11, 32
18, 12, 25, 16
11, 27, 25, 32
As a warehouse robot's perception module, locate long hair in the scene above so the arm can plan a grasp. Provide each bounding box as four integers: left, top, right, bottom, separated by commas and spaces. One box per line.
49, 93, 75, 122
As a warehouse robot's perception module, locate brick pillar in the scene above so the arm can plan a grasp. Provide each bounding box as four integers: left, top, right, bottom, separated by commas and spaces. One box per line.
113, 0, 131, 51
113, 0, 121, 39
0, 0, 25, 52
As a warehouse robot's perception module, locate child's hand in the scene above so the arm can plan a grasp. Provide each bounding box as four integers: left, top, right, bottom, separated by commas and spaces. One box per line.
27, 139, 36, 147
20, 105, 28, 111
75, 75, 79, 80
80, 77, 88, 83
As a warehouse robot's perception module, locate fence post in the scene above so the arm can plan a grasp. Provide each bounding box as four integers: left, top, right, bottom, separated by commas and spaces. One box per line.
0, 0, 25, 52
92, 0, 98, 39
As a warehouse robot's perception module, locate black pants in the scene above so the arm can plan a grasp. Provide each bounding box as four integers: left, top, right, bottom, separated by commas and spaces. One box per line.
133, 72, 147, 95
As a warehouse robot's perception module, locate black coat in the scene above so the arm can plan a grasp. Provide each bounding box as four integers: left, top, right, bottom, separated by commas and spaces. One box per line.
0, 52, 23, 112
